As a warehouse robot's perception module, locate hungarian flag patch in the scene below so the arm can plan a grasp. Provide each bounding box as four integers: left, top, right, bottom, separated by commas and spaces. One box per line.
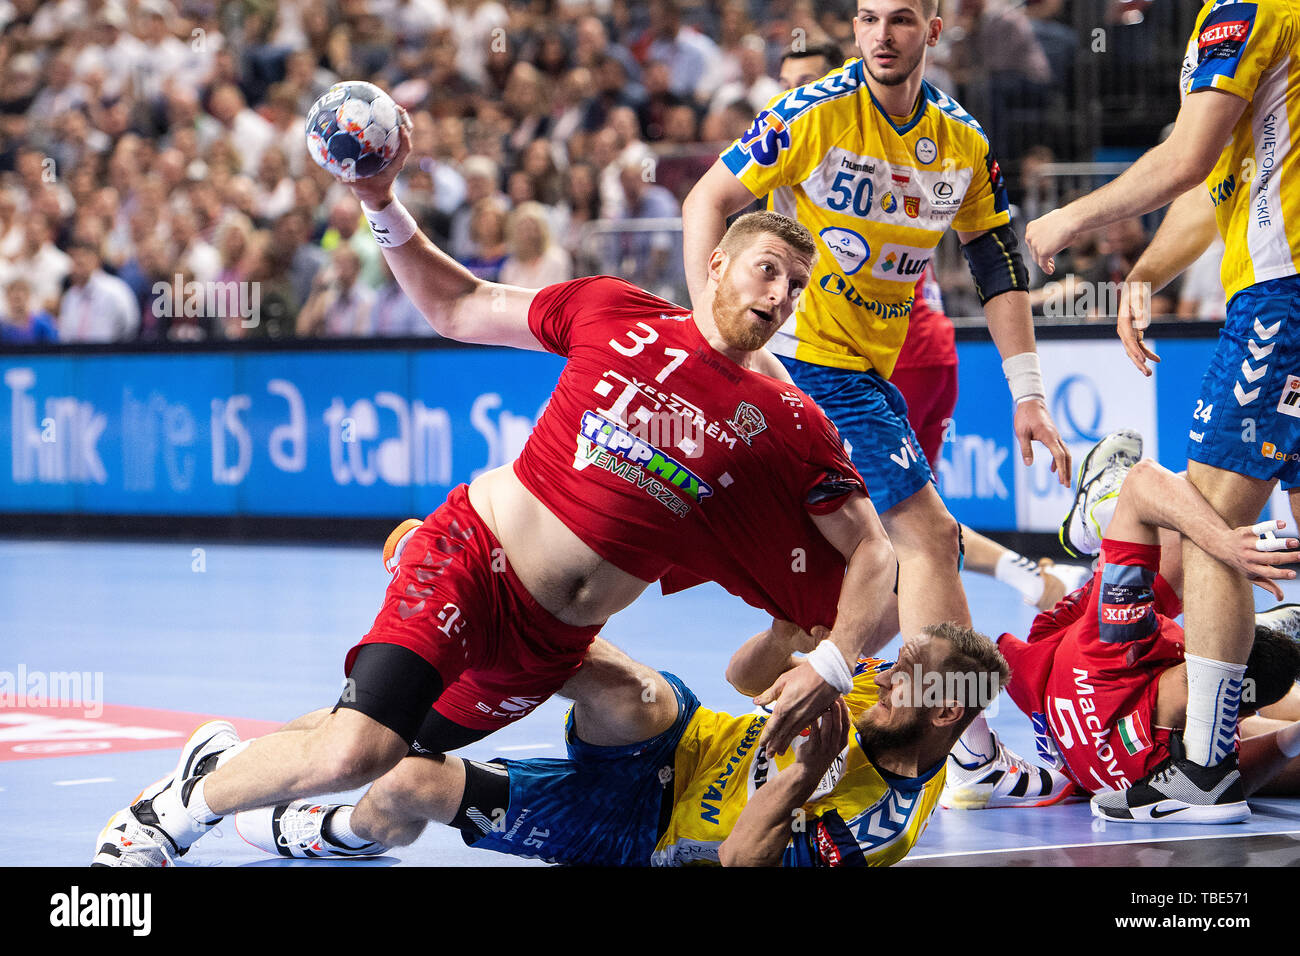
1117, 710, 1153, 756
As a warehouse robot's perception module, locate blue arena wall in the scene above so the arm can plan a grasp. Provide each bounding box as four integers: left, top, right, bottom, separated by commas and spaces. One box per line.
937, 334, 1212, 531
0, 329, 1234, 533
0, 342, 563, 519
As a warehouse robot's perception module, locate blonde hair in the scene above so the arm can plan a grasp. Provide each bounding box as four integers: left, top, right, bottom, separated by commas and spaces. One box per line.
924, 621, 1011, 718
717, 210, 816, 261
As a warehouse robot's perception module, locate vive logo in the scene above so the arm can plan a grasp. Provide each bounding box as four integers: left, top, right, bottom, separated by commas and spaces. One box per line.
819, 227, 870, 276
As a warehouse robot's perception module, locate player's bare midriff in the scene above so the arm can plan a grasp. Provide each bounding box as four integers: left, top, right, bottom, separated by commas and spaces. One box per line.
467, 463, 652, 627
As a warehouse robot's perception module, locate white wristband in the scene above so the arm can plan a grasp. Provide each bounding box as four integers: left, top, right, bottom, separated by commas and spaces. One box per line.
362, 198, 418, 248
806, 639, 853, 695
1002, 351, 1046, 405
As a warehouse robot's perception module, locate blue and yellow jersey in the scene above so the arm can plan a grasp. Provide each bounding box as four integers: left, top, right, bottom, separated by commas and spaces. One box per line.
719, 59, 1010, 377
651, 659, 946, 867
1181, 1, 1300, 299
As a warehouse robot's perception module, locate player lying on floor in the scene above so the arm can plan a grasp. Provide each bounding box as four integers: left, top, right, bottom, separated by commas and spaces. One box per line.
231, 623, 1007, 867
992, 429, 1300, 822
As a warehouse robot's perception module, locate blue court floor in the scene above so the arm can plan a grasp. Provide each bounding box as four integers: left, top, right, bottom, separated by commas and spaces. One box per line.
2, 537, 1298, 867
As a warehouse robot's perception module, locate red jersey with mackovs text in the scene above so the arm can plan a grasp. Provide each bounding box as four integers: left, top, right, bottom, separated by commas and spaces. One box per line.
998, 539, 1185, 794
513, 276, 864, 632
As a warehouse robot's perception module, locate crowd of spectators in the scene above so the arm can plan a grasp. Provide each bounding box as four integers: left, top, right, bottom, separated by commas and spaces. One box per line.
0, 0, 1213, 345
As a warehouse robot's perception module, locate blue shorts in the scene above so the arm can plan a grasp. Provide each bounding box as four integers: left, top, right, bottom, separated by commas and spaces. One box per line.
778, 356, 932, 513
464, 672, 699, 866
1188, 274, 1300, 485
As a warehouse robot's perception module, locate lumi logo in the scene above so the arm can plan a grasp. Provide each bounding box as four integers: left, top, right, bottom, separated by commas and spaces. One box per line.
872, 244, 930, 280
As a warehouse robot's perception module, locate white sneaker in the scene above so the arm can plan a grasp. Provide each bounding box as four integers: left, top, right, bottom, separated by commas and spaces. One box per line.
1256, 603, 1300, 642
132, 719, 240, 806
91, 807, 178, 867
91, 720, 239, 866
236, 801, 386, 858
941, 732, 1076, 809
1059, 429, 1143, 558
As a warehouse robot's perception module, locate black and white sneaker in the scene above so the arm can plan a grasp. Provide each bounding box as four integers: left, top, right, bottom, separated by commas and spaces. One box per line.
1090, 733, 1249, 824
1059, 429, 1143, 558
235, 802, 386, 858
91, 720, 239, 866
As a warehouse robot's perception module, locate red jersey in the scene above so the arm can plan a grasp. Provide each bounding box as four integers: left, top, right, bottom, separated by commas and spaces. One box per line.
515, 277, 865, 631
892, 263, 957, 372
998, 539, 1185, 793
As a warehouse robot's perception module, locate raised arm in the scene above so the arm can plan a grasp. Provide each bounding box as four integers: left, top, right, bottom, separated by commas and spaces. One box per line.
1025, 88, 1245, 274
347, 119, 545, 350
756, 491, 896, 757
681, 160, 761, 309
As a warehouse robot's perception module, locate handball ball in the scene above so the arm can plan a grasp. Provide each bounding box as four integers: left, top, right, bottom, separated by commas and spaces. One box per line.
304, 81, 401, 182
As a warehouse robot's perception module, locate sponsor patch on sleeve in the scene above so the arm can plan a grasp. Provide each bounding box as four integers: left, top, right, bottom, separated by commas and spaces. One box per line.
736, 109, 792, 167
812, 811, 867, 867
1097, 562, 1158, 644
1190, 3, 1257, 86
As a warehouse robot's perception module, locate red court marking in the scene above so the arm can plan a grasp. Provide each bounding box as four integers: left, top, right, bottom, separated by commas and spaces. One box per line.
0, 703, 285, 762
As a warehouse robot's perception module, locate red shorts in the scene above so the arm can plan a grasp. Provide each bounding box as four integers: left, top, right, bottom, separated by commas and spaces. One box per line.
346, 484, 601, 731
890, 362, 958, 467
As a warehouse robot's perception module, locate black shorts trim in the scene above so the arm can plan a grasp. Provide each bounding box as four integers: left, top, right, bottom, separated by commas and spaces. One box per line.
409, 709, 496, 756
335, 643, 445, 745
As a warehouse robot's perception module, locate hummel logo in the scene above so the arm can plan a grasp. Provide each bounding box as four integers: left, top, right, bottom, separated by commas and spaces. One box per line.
1149, 804, 1186, 819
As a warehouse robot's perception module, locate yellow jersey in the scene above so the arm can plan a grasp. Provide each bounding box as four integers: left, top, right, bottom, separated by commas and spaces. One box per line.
720, 59, 1010, 376
651, 659, 946, 867
1181, 0, 1300, 299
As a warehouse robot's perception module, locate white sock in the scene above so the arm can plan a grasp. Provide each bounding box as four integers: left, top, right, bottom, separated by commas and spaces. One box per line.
184, 775, 215, 822
1183, 653, 1247, 766
146, 775, 216, 849
953, 713, 997, 768
1276, 722, 1300, 759
994, 551, 1045, 605
323, 806, 369, 849
214, 739, 252, 770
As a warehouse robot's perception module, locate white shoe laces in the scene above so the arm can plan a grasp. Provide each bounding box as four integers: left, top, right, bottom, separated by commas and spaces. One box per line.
276, 805, 327, 852
113, 819, 178, 867
992, 738, 1039, 777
